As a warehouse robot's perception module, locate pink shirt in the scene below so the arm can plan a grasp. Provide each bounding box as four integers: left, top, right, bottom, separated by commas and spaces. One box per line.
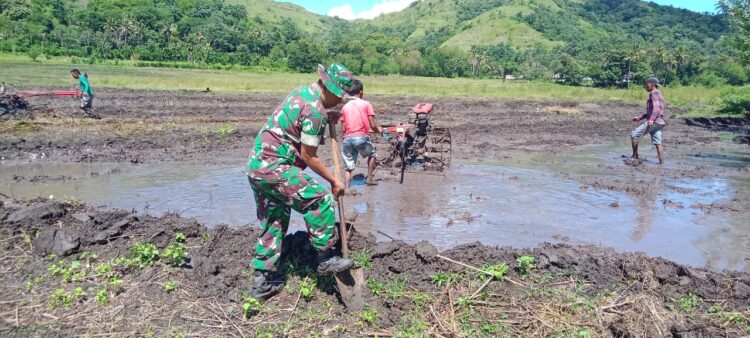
340, 98, 375, 139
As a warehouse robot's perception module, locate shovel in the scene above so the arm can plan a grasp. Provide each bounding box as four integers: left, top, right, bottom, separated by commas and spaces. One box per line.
328, 121, 366, 311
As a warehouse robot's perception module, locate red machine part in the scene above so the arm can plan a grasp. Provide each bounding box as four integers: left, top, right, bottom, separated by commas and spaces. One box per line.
16, 90, 81, 98
410, 103, 434, 114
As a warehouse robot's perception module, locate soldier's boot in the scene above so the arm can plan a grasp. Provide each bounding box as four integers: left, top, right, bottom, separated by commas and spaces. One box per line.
250, 270, 284, 301
317, 249, 353, 275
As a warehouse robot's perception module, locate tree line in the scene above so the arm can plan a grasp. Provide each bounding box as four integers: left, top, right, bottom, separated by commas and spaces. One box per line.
1, 0, 749, 87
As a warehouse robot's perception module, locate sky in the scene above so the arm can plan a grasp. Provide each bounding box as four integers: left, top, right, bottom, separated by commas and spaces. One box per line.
280, 0, 720, 20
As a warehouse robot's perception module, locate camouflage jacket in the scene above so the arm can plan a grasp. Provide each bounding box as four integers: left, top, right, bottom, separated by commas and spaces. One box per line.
247, 84, 328, 172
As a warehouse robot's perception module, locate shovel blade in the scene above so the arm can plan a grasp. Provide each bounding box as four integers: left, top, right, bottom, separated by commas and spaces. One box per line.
335, 266, 366, 311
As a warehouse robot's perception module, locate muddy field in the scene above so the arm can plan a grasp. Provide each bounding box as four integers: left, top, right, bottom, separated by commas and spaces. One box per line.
2, 88, 740, 164
1, 89, 750, 336
1, 198, 749, 337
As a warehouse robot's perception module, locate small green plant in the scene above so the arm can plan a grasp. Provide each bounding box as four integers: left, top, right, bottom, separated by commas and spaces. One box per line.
130, 242, 159, 268
48, 260, 84, 283
299, 277, 316, 300
456, 296, 472, 309
95, 262, 113, 278
96, 288, 109, 305
164, 281, 179, 293
175, 232, 187, 243
359, 308, 378, 324
482, 263, 509, 280
576, 329, 592, 338
108, 276, 123, 289
352, 250, 372, 269
163, 242, 187, 267
430, 272, 460, 287
243, 297, 262, 318
215, 123, 237, 137
516, 255, 536, 276
26, 276, 44, 292
367, 277, 385, 296
410, 291, 430, 310
678, 292, 702, 311
50, 287, 86, 309
384, 279, 406, 300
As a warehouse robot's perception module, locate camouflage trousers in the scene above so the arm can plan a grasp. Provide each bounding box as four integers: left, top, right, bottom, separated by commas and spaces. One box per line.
247, 165, 337, 272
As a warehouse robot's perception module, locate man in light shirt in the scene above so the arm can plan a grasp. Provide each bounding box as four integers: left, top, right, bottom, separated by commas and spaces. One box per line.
340, 79, 381, 188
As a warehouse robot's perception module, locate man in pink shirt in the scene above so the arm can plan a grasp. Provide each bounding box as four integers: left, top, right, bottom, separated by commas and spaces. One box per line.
630, 77, 667, 164
340, 79, 381, 188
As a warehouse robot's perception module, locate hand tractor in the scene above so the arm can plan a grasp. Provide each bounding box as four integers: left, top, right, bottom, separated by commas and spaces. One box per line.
0, 84, 81, 120
373, 103, 452, 184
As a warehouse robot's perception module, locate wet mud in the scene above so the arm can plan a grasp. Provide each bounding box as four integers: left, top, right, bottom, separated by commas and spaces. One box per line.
0, 89, 738, 164
1, 199, 749, 336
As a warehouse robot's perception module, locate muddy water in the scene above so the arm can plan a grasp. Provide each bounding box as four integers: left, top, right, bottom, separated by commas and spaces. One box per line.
1, 143, 749, 272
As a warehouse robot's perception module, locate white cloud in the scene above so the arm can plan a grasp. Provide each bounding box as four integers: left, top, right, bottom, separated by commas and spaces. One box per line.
327, 4, 357, 20
327, 0, 416, 20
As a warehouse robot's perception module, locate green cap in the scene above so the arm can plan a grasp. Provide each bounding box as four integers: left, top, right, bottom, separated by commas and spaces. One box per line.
317, 64, 355, 98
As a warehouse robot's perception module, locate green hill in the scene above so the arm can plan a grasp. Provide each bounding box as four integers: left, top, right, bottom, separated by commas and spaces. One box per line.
0, 0, 745, 86
225, 0, 324, 33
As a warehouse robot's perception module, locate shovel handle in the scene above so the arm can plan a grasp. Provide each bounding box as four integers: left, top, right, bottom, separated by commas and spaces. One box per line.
329, 122, 349, 258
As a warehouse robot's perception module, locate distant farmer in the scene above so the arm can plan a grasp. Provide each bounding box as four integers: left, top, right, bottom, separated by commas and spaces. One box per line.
630, 77, 666, 164
340, 79, 381, 188
70, 69, 98, 119
246, 64, 355, 301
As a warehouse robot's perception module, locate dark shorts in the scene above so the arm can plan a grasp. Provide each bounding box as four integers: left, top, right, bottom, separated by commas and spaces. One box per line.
80, 95, 93, 109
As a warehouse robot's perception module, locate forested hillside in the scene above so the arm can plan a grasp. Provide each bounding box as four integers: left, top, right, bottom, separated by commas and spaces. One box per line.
0, 0, 748, 87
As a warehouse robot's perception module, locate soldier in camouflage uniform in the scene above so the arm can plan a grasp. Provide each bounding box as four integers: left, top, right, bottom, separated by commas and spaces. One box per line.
247, 64, 356, 301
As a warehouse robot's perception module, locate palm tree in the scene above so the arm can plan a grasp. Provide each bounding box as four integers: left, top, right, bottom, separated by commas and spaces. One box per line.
624, 44, 645, 88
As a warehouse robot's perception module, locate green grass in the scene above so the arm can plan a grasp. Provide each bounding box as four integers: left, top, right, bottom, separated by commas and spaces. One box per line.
0, 54, 730, 112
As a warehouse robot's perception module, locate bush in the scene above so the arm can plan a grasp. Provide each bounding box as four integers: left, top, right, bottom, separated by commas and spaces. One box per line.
693, 73, 727, 88
717, 87, 750, 115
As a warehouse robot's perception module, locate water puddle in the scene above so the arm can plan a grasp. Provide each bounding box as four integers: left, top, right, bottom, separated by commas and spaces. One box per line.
1, 142, 748, 272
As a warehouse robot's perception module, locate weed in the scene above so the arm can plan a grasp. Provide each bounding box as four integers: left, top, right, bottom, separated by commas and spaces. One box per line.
431, 272, 460, 287
482, 263, 509, 280
299, 276, 316, 300
410, 291, 430, 310
163, 242, 187, 267
384, 278, 406, 300
25, 276, 44, 292
243, 297, 262, 318
215, 123, 237, 137
456, 295, 472, 309
367, 277, 385, 296
130, 242, 159, 268
352, 250, 372, 269
108, 277, 123, 289
48, 260, 84, 283
50, 287, 86, 309
482, 322, 504, 335
164, 281, 179, 293
175, 232, 187, 243
516, 255, 536, 276
575, 329, 592, 338
201, 233, 210, 244
359, 308, 378, 324
398, 316, 429, 337
678, 292, 702, 312
95, 262, 113, 278
96, 288, 109, 305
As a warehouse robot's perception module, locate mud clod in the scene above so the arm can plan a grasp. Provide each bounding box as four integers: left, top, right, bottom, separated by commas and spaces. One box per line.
32, 228, 80, 256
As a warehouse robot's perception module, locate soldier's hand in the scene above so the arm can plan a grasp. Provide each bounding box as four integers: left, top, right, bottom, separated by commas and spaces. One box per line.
332, 181, 346, 198
647, 121, 654, 128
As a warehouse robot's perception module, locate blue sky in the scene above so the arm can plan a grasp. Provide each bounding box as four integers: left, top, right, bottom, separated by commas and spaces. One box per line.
280, 0, 720, 20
